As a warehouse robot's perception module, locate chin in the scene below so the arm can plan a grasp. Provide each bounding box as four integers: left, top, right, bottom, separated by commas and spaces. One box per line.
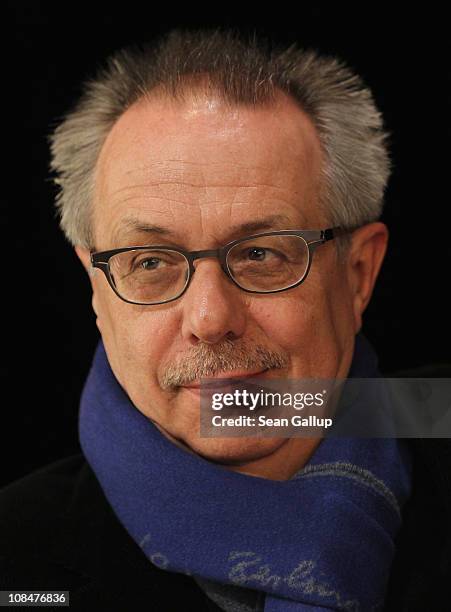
179, 434, 287, 465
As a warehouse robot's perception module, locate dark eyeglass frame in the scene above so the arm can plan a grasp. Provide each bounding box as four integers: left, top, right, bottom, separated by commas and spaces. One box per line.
90, 227, 349, 306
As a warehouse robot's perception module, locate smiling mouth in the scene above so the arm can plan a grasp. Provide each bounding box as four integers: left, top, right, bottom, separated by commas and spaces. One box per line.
181, 368, 270, 390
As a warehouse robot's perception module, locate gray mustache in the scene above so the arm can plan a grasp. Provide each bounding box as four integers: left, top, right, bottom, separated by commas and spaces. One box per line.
159, 338, 290, 389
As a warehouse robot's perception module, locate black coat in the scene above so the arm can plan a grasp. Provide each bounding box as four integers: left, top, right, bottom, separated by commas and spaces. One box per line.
1, 439, 451, 611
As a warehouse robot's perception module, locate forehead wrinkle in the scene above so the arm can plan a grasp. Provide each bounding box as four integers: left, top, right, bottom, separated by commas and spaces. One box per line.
121, 159, 277, 172
106, 176, 302, 215
111, 180, 294, 191
110, 156, 303, 198
110, 193, 200, 207
110, 212, 301, 249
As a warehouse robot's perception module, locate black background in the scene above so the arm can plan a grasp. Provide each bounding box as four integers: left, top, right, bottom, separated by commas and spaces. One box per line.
3, 3, 450, 487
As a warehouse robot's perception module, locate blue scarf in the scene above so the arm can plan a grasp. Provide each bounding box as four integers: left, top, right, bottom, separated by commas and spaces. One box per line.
79, 334, 412, 611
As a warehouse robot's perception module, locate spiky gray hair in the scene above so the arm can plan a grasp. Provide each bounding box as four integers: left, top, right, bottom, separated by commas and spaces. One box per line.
48, 28, 392, 251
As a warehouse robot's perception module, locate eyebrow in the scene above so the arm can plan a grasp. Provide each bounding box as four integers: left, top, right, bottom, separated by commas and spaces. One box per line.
112, 214, 296, 246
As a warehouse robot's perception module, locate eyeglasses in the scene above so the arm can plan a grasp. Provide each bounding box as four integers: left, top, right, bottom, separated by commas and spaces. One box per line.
90, 227, 348, 306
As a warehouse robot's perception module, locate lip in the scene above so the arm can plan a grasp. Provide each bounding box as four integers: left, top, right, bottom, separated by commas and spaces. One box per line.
181, 368, 269, 389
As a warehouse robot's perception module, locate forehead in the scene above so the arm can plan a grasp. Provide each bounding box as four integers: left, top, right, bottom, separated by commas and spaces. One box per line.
92, 91, 324, 248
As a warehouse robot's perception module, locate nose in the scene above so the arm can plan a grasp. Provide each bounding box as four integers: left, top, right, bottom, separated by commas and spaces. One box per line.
180, 258, 247, 345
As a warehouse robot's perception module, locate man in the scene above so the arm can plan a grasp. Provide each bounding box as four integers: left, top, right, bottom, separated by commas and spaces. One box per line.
1, 28, 450, 611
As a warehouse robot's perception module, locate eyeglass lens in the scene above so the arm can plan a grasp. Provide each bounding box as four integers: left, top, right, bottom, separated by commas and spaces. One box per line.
227, 235, 309, 291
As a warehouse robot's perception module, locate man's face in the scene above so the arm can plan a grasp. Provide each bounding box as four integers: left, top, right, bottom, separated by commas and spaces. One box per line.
78, 90, 370, 468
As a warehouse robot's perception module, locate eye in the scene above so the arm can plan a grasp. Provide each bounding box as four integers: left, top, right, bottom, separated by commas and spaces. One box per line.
140, 257, 161, 270
247, 247, 267, 261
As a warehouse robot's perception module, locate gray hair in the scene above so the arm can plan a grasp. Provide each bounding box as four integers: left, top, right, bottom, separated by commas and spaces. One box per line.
48, 28, 392, 251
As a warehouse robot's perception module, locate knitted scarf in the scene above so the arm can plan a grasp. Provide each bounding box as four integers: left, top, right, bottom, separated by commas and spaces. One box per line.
79, 334, 412, 611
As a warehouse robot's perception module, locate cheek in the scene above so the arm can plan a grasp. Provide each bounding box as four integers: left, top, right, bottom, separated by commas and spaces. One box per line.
120, 313, 175, 365
92, 279, 173, 381
248, 270, 354, 376
248, 292, 320, 352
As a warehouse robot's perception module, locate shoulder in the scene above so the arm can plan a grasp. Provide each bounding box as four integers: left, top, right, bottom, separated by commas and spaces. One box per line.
0, 454, 88, 556
0, 453, 111, 584
0, 453, 87, 511
0, 454, 214, 611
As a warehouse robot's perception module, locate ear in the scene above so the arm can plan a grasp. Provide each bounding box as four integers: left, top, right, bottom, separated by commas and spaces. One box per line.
75, 246, 92, 276
346, 222, 388, 333
75, 246, 100, 317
